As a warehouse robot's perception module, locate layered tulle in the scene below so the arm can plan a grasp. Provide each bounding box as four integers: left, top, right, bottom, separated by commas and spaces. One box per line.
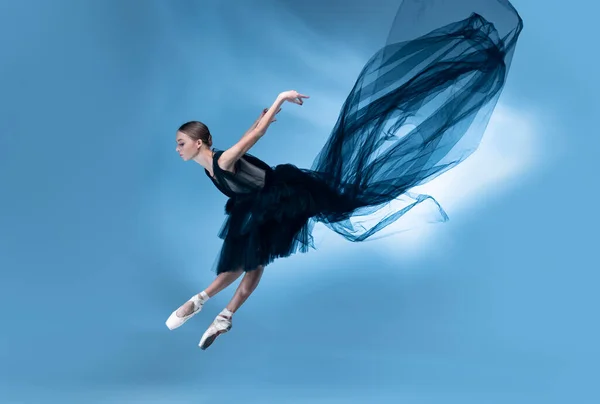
309, 0, 523, 241
212, 162, 321, 273
210, 0, 523, 273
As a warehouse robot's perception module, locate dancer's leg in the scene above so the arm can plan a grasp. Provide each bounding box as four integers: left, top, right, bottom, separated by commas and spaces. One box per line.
225, 265, 264, 313
198, 265, 264, 349
176, 269, 243, 317
205, 269, 245, 297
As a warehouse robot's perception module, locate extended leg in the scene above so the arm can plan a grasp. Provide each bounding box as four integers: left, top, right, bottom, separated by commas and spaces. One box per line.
176, 269, 244, 317
226, 265, 264, 313
205, 269, 245, 297
165, 268, 243, 330
199, 265, 265, 350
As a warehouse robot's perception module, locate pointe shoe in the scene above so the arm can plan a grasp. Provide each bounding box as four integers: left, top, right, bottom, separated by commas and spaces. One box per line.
165, 294, 205, 330
199, 311, 232, 350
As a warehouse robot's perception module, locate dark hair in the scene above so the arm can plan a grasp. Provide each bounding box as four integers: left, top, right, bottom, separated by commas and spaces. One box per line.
178, 121, 213, 147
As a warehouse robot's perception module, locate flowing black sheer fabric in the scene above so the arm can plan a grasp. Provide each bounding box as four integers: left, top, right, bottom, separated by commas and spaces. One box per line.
209, 0, 523, 273
310, 0, 523, 241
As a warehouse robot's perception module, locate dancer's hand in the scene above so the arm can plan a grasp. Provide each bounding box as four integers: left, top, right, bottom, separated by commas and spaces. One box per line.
278, 90, 309, 105
261, 107, 282, 123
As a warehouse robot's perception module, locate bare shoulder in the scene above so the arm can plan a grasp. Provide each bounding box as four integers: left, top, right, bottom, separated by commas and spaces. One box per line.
218, 137, 255, 173
215, 149, 238, 174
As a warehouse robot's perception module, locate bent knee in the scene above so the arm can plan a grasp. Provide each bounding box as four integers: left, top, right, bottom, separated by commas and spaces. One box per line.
238, 286, 253, 298
246, 265, 264, 277
241, 267, 263, 291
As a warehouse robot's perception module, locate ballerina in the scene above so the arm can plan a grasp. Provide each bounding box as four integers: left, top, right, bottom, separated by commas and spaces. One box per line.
165, 0, 523, 350
167, 91, 309, 350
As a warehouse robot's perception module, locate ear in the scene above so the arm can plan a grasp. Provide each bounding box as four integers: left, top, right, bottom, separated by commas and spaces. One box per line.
196, 139, 203, 149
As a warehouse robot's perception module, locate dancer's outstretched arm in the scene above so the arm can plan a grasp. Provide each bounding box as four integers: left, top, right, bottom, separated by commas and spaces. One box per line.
219, 90, 309, 171
244, 107, 281, 136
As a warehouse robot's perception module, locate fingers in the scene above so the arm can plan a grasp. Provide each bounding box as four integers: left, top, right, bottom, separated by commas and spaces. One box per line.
293, 93, 309, 105
263, 94, 305, 118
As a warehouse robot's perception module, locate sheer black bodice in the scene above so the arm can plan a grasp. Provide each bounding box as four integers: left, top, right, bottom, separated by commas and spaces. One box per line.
205, 151, 271, 198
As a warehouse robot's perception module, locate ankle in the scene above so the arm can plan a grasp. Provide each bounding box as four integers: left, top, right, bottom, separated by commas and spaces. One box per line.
198, 291, 210, 301
220, 308, 234, 319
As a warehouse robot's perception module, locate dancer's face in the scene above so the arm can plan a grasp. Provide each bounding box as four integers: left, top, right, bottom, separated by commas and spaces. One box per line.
175, 131, 200, 161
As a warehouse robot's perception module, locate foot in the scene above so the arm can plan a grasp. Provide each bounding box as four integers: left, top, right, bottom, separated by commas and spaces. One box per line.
165, 294, 206, 330
199, 310, 233, 350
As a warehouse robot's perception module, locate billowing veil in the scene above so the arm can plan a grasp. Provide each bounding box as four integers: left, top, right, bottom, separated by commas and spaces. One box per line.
309, 0, 523, 242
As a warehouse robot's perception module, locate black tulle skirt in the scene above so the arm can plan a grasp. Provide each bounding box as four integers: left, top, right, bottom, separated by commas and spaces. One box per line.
212, 0, 523, 274
213, 164, 342, 274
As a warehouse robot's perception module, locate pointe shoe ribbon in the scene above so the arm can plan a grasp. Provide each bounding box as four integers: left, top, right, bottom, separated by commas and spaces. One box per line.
199, 313, 232, 350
